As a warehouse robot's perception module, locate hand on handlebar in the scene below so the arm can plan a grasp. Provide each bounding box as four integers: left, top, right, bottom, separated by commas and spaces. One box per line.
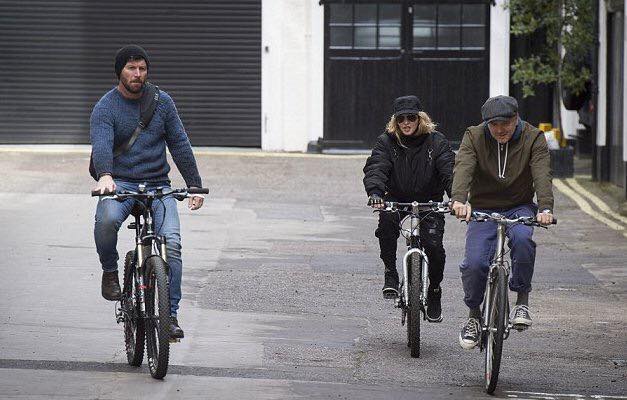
93, 174, 116, 195
452, 201, 472, 222
367, 194, 385, 209
536, 211, 554, 226
188, 193, 204, 210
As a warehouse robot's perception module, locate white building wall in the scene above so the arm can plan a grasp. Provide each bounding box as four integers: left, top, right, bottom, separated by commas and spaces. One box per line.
597, 0, 608, 146
261, 0, 324, 152
624, 0, 627, 161
489, 0, 510, 97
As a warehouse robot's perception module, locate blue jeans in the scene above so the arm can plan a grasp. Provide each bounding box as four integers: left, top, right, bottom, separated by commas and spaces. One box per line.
459, 203, 537, 309
94, 180, 183, 316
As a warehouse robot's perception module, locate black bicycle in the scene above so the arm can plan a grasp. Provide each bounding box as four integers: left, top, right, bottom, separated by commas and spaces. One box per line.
92, 184, 208, 379
375, 201, 450, 358
467, 211, 556, 394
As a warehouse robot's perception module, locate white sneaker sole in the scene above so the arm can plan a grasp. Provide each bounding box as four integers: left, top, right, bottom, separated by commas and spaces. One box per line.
459, 334, 479, 350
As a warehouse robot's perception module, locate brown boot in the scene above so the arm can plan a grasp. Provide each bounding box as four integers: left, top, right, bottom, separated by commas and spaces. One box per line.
101, 271, 121, 301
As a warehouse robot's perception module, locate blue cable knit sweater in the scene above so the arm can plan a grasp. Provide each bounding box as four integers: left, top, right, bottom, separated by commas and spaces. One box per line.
90, 87, 202, 188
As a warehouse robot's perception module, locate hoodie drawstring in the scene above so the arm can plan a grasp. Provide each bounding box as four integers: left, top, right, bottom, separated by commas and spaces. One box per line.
497, 142, 508, 179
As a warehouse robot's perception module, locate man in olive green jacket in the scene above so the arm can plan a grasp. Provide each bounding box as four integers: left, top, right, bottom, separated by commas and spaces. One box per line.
451, 95, 555, 350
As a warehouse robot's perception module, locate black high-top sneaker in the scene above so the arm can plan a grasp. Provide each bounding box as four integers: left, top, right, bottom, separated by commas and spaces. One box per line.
382, 269, 399, 299
426, 286, 443, 322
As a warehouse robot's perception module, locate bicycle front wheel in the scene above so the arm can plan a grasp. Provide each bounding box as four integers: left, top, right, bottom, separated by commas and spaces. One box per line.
122, 251, 144, 367
485, 267, 507, 394
144, 256, 171, 379
406, 253, 423, 358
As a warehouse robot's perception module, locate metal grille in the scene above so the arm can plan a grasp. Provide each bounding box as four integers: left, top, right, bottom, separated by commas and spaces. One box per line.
0, 0, 261, 146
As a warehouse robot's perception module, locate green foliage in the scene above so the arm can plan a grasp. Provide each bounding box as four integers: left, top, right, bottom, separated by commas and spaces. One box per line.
508, 0, 595, 97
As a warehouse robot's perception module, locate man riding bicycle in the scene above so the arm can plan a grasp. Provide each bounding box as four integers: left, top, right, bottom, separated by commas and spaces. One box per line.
90, 45, 204, 339
451, 95, 554, 349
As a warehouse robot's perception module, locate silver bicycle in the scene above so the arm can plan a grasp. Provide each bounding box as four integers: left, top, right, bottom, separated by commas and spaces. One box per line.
467, 211, 556, 394
377, 200, 450, 358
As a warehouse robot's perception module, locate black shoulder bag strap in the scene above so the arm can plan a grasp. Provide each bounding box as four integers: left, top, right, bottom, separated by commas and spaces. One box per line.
89, 83, 160, 180
113, 82, 160, 158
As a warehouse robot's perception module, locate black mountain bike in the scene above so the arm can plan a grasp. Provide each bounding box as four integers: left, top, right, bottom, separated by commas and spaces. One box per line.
467, 211, 556, 394
92, 184, 208, 379
376, 201, 450, 358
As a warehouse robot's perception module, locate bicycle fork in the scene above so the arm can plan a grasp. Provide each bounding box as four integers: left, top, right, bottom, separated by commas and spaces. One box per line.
481, 223, 512, 346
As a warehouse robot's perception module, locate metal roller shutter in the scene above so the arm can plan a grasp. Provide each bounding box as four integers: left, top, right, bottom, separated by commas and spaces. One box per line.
0, 0, 261, 146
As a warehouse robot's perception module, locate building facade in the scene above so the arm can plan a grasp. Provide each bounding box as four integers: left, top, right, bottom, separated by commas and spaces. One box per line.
0, 0, 513, 152
595, 0, 626, 198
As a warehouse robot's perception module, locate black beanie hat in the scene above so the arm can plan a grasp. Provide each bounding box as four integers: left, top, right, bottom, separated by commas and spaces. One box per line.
114, 44, 150, 78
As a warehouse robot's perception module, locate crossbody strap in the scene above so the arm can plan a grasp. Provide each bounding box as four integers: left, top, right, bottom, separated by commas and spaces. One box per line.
113, 83, 160, 158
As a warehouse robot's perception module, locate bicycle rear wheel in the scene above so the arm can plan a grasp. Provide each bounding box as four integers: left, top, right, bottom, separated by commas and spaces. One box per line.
485, 267, 507, 394
406, 253, 423, 358
122, 251, 144, 366
144, 256, 170, 379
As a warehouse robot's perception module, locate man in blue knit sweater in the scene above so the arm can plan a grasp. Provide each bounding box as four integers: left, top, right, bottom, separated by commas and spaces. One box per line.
90, 45, 203, 338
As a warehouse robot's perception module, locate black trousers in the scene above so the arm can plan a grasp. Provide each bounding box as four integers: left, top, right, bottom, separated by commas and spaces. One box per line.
375, 210, 446, 288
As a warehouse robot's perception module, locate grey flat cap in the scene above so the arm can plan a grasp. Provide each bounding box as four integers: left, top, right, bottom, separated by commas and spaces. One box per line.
481, 95, 518, 123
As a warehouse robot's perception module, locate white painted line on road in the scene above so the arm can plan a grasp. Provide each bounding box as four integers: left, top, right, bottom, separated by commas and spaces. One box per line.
566, 178, 627, 225
554, 180, 625, 231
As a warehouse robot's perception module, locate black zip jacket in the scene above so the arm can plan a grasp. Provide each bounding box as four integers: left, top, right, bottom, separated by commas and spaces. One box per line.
363, 131, 454, 202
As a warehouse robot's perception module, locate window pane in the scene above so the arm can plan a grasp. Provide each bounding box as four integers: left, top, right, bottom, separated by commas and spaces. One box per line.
330, 26, 352, 48
355, 4, 376, 24
379, 4, 401, 25
437, 27, 460, 49
462, 4, 486, 25
413, 27, 436, 49
330, 4, 352, 24
354, 26, 377, 48
379, 26, 400, 48
462, 26, 485, 49
414, 5, 436, 26
439, 4, 461, 25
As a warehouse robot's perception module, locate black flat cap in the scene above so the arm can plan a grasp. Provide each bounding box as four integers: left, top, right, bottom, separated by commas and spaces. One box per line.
481, 95, 518, 123
393, 95, 422, 116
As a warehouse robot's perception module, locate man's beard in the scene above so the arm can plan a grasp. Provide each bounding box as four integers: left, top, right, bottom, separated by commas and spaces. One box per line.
122, 79, 144, 94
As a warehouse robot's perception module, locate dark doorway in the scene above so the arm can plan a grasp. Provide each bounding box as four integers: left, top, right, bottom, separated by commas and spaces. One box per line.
323, 0, 490, 149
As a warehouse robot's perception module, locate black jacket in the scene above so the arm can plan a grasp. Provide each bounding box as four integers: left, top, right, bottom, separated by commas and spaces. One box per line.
363, 131, 454, 202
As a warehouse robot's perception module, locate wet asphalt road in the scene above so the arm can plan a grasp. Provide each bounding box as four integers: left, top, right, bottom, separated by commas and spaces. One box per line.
0, 149, 625, 399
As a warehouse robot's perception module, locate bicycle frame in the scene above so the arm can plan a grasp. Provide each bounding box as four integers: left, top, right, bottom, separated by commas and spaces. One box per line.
480, 221, 511, 348
130, 200, 168, 319
399, 212, 429, 310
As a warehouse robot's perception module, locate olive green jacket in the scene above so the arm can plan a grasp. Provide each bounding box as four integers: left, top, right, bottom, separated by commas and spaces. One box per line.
451, 121, 554, 212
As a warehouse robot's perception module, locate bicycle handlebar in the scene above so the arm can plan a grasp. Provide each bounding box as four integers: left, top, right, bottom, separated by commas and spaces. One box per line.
469, 211, 557, 226
91, 187, 209, 198
377, 200, 451, 213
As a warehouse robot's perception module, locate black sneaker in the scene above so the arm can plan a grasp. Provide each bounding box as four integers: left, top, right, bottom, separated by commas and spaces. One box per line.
459, 318, 481, 350
382, 270, 399, 299
169, 316, 184, 339
426, 286, 443, 322
101, 271, 121, 301
511, 305, 532, 330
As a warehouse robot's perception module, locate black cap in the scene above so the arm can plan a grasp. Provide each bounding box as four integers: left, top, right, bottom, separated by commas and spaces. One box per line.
114, 44, 150, 78
393, 95, 422, 116
481, 95, 518, 123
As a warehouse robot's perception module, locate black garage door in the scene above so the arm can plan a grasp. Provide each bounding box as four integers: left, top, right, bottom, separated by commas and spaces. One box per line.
323, 0, 490, 149
0, 0, 261, 146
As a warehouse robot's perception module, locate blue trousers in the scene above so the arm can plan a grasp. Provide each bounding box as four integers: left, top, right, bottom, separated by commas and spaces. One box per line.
459, 204, 537, 309
94, 180, 183, 316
